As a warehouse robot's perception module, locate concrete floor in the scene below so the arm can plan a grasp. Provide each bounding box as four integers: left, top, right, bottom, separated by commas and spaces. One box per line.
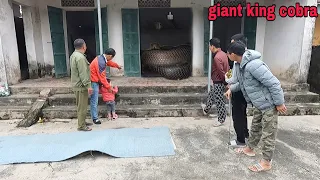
0, 116, 319, 180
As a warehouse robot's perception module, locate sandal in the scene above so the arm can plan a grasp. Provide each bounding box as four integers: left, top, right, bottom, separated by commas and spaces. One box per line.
248, 161, 272, 172
77, 126, 92, 131
112, 114, 118, 120
213, 121, 223, 127
235, 147, 256, 157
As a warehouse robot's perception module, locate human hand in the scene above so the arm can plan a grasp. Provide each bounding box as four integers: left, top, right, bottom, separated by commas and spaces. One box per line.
88, 88, 93, 95
276, 104, 287, 114
118, 66, 123, 70
224, 89, 231, 100
226, 84, 231, 89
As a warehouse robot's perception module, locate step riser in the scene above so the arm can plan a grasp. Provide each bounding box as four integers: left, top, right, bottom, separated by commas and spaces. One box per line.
10, 94, 318, 106
0, 111, 26, 120
2, 104, 320, 120
10, 84, 309, 95
41, 105, 320, 119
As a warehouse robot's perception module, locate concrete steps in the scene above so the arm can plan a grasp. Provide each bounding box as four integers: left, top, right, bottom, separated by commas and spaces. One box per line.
1, 81, 319, 120
47, 91, 319, 106
9, 82, 310, 95
41, 103, 320, 119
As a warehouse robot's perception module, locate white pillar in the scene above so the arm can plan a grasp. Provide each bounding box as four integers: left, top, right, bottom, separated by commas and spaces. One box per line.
108, 5, 124, 76
298, 0, 317, 83
22, 6, 38, 79
191, 6, 204, 76
31, 6, 45, 77
62, 10, 70, 76
0, 0, 21, 84
0, 37, 8, 83
38, 3, 54, 75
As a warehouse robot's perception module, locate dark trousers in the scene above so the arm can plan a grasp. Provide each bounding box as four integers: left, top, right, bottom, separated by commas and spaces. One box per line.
232, 91, 249, 143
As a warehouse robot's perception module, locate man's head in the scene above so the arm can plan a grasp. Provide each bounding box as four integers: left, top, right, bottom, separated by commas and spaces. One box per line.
209, 38, 221, 53
74, 39, 87, 53
227, 41, 246, 62
104, 48, 116, 61
230, 34, 247, 47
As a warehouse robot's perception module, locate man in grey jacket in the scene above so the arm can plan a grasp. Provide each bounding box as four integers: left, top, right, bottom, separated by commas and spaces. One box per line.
225, 41, 287, 172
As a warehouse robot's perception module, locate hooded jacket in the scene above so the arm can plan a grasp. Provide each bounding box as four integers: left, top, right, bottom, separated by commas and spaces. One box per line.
238, 50, 285, 111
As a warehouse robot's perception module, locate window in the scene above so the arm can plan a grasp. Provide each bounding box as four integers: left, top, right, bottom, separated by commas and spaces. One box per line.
61, 0, 95, 7
138, 0, 171, 8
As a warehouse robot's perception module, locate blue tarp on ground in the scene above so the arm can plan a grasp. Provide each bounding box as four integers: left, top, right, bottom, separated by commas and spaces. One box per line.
0, 126, 175, 165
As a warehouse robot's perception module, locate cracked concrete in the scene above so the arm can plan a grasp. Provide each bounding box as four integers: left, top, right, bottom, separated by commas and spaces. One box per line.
0, 116, 319, 180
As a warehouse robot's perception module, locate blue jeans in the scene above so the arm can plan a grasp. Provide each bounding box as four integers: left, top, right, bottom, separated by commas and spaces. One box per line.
90, 82, 99, 121
106, 101, 115, 113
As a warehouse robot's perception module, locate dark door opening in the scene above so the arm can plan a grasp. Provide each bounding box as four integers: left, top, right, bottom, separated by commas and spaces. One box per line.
13, 4, 29, 80
66, 11, 96, 63
139, 8, 192, 77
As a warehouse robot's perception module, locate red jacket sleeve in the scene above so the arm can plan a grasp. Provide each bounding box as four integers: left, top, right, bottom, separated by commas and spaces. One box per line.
113, 86, 118, 94
213, 57, 225, 81
106, 60, 120, 69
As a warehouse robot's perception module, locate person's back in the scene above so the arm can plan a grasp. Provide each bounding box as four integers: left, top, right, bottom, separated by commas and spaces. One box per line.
240, 50, 284, 110
212, 50, 229, 83
70, 50, 90, 91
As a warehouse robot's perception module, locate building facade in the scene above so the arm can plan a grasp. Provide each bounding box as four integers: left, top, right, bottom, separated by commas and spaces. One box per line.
0, 0, 317, 85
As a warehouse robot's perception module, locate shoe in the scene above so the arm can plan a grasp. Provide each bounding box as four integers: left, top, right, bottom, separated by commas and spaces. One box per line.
201, 104, 207, 115
93, 119, 101, 124
112, 113, 118, 120
77, 126, 92, 131
106, 114, 112, 121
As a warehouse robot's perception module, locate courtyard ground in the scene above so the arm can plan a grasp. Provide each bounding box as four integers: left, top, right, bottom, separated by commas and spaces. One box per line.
0, 116, 319, 180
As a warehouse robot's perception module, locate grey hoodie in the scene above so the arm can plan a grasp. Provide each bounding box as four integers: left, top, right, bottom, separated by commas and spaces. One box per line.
237, 50, 285, 111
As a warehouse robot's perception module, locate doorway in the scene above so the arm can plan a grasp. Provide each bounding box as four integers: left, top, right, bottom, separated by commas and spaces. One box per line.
66, 11, 96, 63
13, 4, 29, 80
139, 8, 192, 77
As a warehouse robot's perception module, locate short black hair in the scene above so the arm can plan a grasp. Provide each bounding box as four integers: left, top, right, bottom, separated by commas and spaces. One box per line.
209, 38, 220, 48
74, 39, 85, 49
231, 34, 247, 46
104, 48, 116, 57
227, 41, 246, 56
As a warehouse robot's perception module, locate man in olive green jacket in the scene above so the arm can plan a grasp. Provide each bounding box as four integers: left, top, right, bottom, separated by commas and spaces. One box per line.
70, 39, 93, 131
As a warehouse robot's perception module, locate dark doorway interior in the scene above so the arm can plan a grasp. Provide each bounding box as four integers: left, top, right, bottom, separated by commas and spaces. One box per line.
139, 8, 192, 77
213, 17, 242, 69
66, 11, 96, 63
13, 4, 29, 80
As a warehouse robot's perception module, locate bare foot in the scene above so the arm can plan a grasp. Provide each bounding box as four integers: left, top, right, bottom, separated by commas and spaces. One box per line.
235, 146, 256, 157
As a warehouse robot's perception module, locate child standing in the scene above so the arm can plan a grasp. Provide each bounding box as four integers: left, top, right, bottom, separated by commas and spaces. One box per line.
99, 79, 118, 120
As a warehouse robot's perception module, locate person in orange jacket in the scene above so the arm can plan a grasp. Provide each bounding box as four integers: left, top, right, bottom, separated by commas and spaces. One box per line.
90, 48, 122, 124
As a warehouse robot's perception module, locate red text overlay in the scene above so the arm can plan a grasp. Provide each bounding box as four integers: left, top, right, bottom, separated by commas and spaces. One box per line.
208, 3, 318, 21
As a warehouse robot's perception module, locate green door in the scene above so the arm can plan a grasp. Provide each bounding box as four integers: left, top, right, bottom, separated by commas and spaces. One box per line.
48, 6, 68, 78
122, 9, 141, 77
244, 16, 257, 50
94, 7, 110, 77
203, 7, 210, 75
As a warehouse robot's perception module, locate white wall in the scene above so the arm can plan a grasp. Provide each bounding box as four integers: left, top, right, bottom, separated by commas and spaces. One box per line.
0, 0, 21, 84
0, 37, 8, 83
263, 0, 316, 83
22, 6, 38, 78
